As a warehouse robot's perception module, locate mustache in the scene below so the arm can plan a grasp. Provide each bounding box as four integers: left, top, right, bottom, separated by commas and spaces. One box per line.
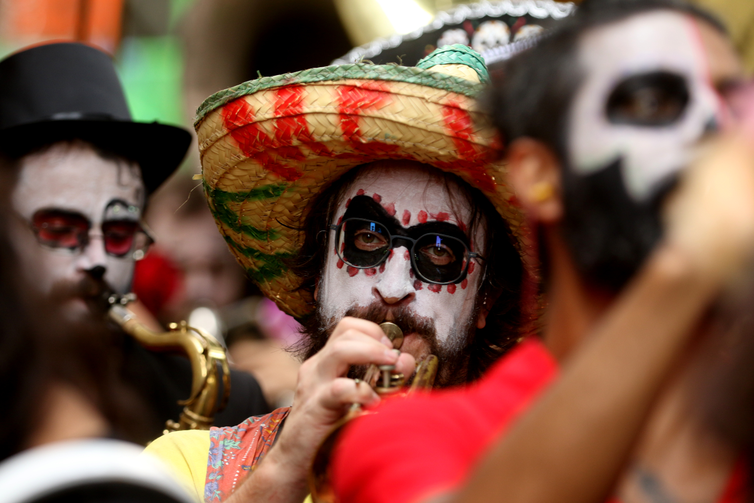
49, 276, 111, 312
342, 303, 437, 343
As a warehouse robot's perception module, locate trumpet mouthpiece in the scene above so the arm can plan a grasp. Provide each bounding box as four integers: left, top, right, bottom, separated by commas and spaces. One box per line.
379, 322, 404, 349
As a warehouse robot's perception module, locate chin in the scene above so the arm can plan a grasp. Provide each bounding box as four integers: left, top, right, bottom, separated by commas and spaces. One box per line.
401, 335, 432, 361
61, 298, 97, 323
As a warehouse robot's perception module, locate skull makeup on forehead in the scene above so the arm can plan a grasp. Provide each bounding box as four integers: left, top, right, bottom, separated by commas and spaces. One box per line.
560, 10, 728, 289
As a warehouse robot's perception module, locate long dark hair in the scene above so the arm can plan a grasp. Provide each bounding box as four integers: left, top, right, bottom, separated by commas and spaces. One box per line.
287, 162, 525, 383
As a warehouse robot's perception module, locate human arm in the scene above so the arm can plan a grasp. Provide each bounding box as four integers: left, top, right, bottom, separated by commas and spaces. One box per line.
225, 317, 415, 503
450, 135, 754, 503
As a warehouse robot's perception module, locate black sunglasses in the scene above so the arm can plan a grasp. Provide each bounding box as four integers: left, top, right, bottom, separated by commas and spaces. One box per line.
330, 218, 482, 285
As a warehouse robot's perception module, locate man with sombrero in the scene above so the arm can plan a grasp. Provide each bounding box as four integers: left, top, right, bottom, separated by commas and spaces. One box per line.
145, 37, 529, 501
0, 42, 269, 442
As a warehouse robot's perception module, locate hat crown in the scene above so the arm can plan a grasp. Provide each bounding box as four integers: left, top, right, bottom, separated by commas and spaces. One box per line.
0, 42, 131, 131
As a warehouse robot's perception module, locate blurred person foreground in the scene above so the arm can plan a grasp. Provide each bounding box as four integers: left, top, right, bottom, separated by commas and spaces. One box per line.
0, 41, 269, 445
332, 1, 754, 503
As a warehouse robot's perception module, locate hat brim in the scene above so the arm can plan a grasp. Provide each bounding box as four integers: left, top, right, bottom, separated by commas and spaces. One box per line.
0, 119, 192, 194
197, 64, 524, 319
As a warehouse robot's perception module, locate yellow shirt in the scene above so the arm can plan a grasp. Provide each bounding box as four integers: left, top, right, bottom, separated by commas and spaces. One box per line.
143, 430, 211, 502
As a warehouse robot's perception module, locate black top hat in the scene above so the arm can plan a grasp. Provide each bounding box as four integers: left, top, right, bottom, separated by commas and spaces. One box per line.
0, 42, 191, 194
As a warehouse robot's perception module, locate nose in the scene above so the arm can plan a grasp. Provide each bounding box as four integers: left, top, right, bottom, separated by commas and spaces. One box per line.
75, 235, 108, 277
374, 246, 415, 305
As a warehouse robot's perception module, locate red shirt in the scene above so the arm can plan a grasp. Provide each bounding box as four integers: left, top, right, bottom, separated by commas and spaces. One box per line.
332, 338, 557, 503
332, 338, 747, 503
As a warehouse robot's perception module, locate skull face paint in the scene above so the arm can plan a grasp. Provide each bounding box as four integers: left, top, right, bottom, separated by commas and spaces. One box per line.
559, 11, 740, 290
12, 142, 145, 321
317, 162, 486, 373
568, 11, 722, 202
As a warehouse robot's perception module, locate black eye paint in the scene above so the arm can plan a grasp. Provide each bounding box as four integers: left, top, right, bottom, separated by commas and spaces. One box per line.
606, 71, 690, 127
342, 196, 469, 244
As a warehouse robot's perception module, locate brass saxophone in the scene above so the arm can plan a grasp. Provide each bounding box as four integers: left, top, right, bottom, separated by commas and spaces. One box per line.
107, 293, 231, 433
308, 322, 438, 503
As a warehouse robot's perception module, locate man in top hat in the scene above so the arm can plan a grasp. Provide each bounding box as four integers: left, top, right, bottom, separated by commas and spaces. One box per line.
0, 42, 269, 443
144, 41, 530, 502
331, 1, 754, 502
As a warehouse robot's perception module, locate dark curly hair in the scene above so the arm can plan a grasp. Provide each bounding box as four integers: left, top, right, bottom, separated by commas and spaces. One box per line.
286, 162, 525, 384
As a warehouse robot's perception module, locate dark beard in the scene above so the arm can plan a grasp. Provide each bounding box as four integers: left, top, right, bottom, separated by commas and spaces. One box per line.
560, 157, 676, 292
297, 302, 479, 388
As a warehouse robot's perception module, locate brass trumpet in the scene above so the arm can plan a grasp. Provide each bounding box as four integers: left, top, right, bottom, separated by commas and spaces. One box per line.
107, 293, 231, 433
308, 322, 438, 503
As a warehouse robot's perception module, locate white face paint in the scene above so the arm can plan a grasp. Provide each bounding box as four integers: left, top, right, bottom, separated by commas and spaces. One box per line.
318, 162, 485, 362
568, 11, 723, 202
12, 142, 145, 320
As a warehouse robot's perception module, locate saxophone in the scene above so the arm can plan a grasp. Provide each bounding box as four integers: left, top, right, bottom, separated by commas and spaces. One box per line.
106, 293, 231, 433
308, 322, 438, 503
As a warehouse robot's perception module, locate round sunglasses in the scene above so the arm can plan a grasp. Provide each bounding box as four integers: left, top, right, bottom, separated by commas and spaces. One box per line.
330, 218, 482, 285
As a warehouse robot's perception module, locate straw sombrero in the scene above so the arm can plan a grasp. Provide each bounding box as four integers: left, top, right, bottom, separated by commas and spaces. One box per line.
196, 45, 524, 319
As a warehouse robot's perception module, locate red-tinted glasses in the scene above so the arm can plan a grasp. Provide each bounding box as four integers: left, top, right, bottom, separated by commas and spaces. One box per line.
29, 209, 153, 259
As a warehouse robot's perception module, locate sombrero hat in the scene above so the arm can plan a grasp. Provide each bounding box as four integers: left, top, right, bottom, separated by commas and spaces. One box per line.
197, 44, 524, 319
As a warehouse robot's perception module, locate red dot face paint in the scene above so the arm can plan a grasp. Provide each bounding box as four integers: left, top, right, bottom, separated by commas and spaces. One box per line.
337, 259, 344, 269
372, 193, 382, 203
409, 269, 414, 278
356, 189, 365, 196
413, 280, 423, 290
428, 284, 442, 293
379, 262, 386, 273
384, 202, 395, 216
345, 198, 352, 208
431, 212, 449, 222
418, 210, 428, 224
337, 215, 343, 225
468, 261, 475, 275
403, 249, 410, 261
402, 210, 411, 226
365, 267, 377, 276
347, 266, 359, 277
461, 278, 468, 290
447, 284, 456, 294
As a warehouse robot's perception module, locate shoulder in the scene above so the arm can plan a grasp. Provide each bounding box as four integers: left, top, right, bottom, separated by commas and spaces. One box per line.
144, 430, 211, 501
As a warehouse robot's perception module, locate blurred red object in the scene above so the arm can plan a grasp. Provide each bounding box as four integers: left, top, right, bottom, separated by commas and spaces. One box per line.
132, 248, 183, 318
3, 0, 124, 55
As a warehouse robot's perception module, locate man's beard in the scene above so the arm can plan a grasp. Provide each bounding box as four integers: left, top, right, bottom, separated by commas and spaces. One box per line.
301, 301, 479, 388
560, 157, 675, 292
49, 274, 111, 317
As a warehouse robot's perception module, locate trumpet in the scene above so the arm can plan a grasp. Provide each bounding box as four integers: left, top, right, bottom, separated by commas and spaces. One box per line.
308, 322, 438, 503
106, 293, 231, 433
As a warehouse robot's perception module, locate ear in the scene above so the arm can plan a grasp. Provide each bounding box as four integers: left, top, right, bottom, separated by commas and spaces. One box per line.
506, 137, 563, 224
475, 289, 498, 330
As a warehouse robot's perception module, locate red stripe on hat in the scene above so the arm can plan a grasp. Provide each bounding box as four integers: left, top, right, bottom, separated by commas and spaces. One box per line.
442, 102, 479, 160
274, 85, 333, 158
222, 98, 303, 181
337, 84, 401, 157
